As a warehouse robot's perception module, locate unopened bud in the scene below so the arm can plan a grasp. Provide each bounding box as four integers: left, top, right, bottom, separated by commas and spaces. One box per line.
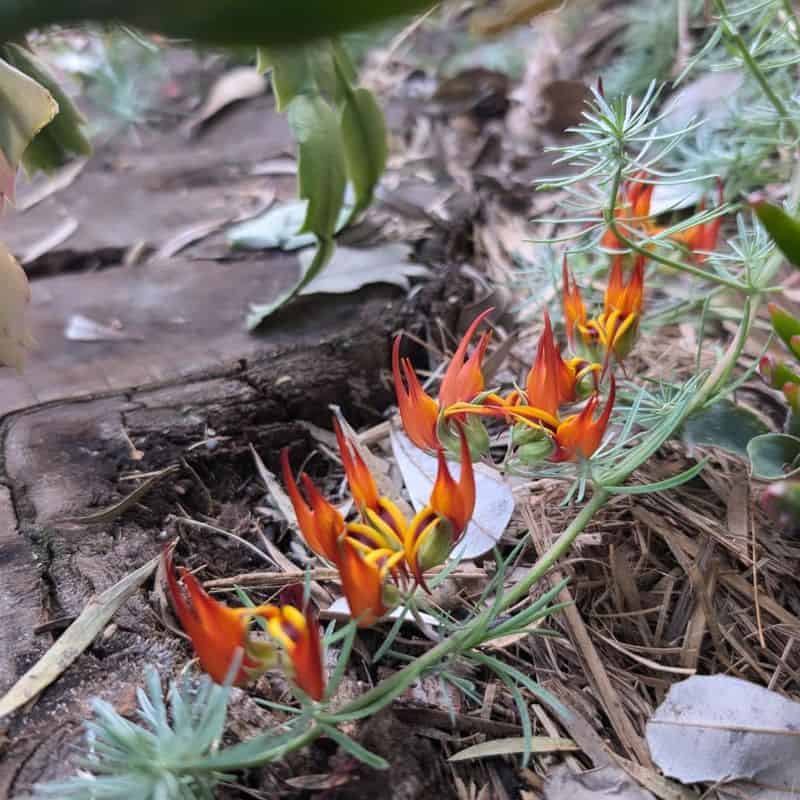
416, 517, 455, 572
516, 436, 555, 465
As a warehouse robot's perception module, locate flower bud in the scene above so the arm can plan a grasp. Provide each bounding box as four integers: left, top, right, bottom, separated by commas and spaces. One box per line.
768, 303, 800, 356
516, 436, 555, 465
416, 517, 455, 572
761, 481, 800, 537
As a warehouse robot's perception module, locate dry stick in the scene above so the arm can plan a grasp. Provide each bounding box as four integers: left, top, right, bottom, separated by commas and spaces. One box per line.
524, 504, 652, 768
751, 501, 766, 648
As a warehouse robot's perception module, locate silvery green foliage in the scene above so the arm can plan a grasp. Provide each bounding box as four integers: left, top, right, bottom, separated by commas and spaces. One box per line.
33, 667, 231, 800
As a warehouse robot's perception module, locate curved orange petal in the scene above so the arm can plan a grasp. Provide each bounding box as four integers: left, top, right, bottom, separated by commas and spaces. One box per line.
553, 374, 616, 461
429, 425, 475, 539
392, 335, 441, 451
164, 550, 257, 685
281, 448, 343, 563
525, 312, 576, 418
266, 605, 326, 701
439, 308, 493, 409
337, 537, 390, 627
333, 416, 380, 512
562, 257, 587, 348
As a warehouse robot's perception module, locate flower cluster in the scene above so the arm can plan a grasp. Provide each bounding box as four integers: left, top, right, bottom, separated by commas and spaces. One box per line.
282, 418, 476, 625
602, 172, 724, 263
164, 549, 326, 699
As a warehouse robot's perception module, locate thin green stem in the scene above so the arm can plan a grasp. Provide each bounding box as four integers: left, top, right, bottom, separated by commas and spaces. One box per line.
715, 0, 800, 138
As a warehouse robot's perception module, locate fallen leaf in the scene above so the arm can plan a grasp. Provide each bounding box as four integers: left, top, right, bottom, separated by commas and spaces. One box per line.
0, 555, 159, 718
450, 736, 578, 762
182, 67, 267, 133
0, 241, 34, 371
543, 764, 656, 800
646, 674, 800, 798
299, 243, 430, 296
227, 199, 350, 251
391, 429, 514, 560
64, 313, 142, 342
153, 215, 230, 260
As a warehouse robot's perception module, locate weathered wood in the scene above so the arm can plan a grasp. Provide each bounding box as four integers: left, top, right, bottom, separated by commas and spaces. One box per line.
0, 261, 467, 795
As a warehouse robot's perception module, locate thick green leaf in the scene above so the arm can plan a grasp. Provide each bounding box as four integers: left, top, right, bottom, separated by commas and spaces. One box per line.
260, 46, 314, 111
747, 433, 800, 481
0, 1, 436, 47
339, 87, 388, 223
288, 93, 347, 239
0, 55, 57, 202
769, 303, 800, 359
681, 399, 769, 458
1, 43, 91, 175
755, 200, 800, 267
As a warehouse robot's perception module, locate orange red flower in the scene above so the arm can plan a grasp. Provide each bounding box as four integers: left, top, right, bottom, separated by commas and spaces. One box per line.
393, 309, 493, 452
444, 314, 613, 463
551, 374, 616, 462
164, 549, 325, 699
601, 173, 724, 263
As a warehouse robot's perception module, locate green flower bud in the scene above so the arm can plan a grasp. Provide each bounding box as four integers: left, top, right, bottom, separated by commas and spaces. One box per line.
416, 517, 454, 572
769, 303, 800, 357
516, 436, 555, 464
381, 581, 401, 611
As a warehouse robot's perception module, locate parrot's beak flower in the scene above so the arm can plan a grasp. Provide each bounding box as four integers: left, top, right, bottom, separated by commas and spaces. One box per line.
437, 308, 494, 409
336, 535, 403, 627
552, 374, 616, 462
281, 448, 344, 563
588, 254, 645, 363
392, 335, 441, 452
393, 309, 493, 452
526, 312, 580, 420
562, 257, 589, 350
265, 604, 326, 701
164, 549, 278, 686
334, 417, 380, 513
671, 179, 724, 262
600, 174, 655, 251
404, 425, 476, 579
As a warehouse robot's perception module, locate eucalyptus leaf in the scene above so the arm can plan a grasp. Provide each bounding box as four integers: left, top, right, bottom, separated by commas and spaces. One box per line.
747, 433, 800, 481
680, 399, 769, 457
299, 243, 429, 296
754, 200, 800, 267
391, 429, 514, 559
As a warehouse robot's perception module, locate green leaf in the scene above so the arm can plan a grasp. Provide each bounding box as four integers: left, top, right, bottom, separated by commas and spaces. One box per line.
0, 55, 57, 202
289, 93, 347, 239
0, 0, 437, 48
262, 46, 314, 111
339, 87, 388, 224
601, 457, 709, 495
769, 303, 800, 359
1, 43, 91, 175
681, 399, 770, 458
747, 433, 800, 481
755, 201, 800, 267
319, 724, 390, 770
